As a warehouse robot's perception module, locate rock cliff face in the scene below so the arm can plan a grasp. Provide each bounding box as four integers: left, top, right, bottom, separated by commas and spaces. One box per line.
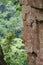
20, 0, 43, 65
20, 0, 43, 9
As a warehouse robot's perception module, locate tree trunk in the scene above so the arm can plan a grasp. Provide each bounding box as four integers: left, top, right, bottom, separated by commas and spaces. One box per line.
0, 45, 7, 65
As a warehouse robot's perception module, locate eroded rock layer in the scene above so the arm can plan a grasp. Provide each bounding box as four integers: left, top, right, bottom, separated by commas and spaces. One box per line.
20, 0, 43, 65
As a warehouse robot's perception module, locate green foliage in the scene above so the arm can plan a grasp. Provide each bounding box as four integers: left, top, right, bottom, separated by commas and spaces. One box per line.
0, 0, 23, 40
0, 0, 27, 65
6, 32, 14, 39
16, 4, 22, 11
0, 0, 8, 4
0, 0, 19, 5
1, 33, 27, 65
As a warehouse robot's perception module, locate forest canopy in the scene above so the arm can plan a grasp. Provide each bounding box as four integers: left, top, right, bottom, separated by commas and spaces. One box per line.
0, 0, 28, 65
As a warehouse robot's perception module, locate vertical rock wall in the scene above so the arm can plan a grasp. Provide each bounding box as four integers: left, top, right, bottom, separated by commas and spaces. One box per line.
20, 0, 43, 65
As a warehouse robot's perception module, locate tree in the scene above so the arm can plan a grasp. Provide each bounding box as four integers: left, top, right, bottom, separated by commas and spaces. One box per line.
1, 33, 27, 65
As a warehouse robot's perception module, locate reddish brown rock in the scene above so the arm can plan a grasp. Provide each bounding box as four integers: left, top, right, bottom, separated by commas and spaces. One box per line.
20, 0, 43, 9
20, 0, 43, 65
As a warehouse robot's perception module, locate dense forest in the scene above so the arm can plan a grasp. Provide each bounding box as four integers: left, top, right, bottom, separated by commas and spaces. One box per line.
0, 0, 27, 65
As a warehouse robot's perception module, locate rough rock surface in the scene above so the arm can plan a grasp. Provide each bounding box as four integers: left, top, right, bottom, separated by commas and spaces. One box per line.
20, 0, 43, 65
